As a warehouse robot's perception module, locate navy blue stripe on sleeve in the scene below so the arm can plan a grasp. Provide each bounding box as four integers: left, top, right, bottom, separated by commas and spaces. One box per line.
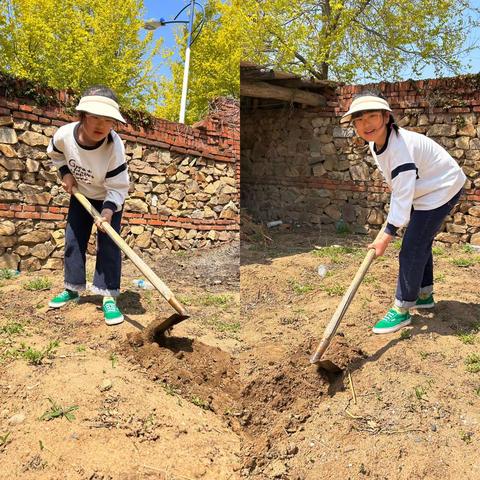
385, 223, 398, 236
391, 163, 418, 180
52, 140, 63, 154
101, 201, 118, 213
105, 163, 127, 179
59, 165, 72, 178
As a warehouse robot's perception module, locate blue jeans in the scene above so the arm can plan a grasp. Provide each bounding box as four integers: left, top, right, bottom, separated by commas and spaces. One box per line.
64, 195, 123, 297
395, 189, 462, 308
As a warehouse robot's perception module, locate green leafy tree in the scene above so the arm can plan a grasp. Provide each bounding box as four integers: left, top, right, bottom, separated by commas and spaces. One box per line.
156, 0, 241, 124
0, 0, 162, 109
241, 0, 479, 82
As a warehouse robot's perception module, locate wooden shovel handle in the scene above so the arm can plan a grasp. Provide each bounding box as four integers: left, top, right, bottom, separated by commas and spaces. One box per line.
72, 188, 189, 318
310, 224, 386, 364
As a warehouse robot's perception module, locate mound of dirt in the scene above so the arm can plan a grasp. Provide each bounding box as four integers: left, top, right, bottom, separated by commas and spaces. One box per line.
122, 330, 241, 415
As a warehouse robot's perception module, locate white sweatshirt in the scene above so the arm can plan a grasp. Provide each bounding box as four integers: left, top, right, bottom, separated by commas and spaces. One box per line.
369, 127, 466, 235
47, 122, 129, 212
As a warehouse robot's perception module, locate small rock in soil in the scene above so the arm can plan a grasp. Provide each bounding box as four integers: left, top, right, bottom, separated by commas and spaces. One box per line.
8, 412, 25, 425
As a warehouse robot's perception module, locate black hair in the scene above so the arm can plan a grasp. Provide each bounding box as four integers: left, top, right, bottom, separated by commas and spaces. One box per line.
78, 85, 118, 143
81, 85, 119, 102
351, 90, 399, 134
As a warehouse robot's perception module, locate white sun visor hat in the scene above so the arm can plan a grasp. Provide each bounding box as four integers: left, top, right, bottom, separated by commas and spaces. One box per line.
76, 95, 126, 124
340, 96, 392, 124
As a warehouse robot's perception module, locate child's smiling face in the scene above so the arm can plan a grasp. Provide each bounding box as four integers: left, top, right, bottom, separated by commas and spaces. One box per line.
80, 113, 116, 145
352, 110, 390, 146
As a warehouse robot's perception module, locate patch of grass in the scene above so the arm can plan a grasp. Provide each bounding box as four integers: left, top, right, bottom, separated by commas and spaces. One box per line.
432, 246, 445, 256
23, 277, 52, 291
177, 295, 192, 306
451, 257, 478, 268
109, 352, 118, 368
362, 274, 378, 286
0, 269, 17, 280
321, 283, 346, 296
0, 432, 11, 448
457, 332, 476, 345
190, 395, 210, 410
462, 244, 476, 254
414, 385, 428, 401
200, 294, 232, 307
419, 351, 431, 360
162, 383, 179, 396
465, 354, 480, 373
212, 319, 241, 334
289, 280, 314, 295
434, 272, 446, 282
312, 245, 361, 264
392, 239, 403, 250
399, 329, 411, 340
21, 340, 59, 365
0, 322, 24, 336
474, 387, 480, 397
460, 430, 473, 444
76, 345, 86, 352
39, 398, 78, 422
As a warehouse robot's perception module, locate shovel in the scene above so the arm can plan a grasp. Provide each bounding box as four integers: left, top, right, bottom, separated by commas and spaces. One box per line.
72, 188, 189, 324
310, 224, 386, 370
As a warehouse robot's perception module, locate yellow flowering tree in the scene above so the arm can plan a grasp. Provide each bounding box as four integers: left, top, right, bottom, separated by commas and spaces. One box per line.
0, 0, 162, 109
241, 0, 477, 82
156, 0, 242, 124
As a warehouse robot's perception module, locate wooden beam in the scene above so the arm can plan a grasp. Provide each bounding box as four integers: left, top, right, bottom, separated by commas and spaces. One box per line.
240, 81, 326, 107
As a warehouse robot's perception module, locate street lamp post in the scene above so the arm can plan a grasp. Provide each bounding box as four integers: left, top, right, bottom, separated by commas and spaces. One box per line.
144, 1, 205, 124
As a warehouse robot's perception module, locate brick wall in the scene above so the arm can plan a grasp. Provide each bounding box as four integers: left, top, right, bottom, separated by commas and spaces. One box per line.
241, 75, 480, 245
0, 80, 239, 271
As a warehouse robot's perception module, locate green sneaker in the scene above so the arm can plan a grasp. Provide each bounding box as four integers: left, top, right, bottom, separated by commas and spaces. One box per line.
102, 300, 124, 326
372, 308, 411, 334
415, 294, 435, 309
48, 289, 80, 308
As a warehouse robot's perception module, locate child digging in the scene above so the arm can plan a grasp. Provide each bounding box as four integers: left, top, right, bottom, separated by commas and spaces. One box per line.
47, 85, 129, 325
341, 92, 466, 334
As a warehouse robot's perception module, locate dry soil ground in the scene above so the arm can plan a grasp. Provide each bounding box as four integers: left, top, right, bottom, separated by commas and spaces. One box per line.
1, 230, 480, 480
240, 227, 480, 480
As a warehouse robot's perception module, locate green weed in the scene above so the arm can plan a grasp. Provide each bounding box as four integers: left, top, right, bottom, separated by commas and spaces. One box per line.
190, 395, 210, 410
414, 385, 427, 401
21, 340, 59, 365
462, 244, 475, 254
200, 294, 232, 307
312, 245, 361, 264
460, 430, 473, 444
177, 295, 193, 306
23, 277, 52, 291
109, 352, 118, 368
392, 239, 403, 250
289, 281, 314, 295
465, 354, 480, 373
0, 432, 11, 448
0, 322, 24, 336
40, 398, 78, 422
0, 269, 17, 280
432, 246, 445, 256
419, 351, 431, 360
321, 283, 346, 296
76, 345, 86, 352
451, 257, 478, 267
162, 383, 179, 396
434, 272, 446, 282
474, 387, 480, 396
457, 332, 476, 345
400, 329, 411, 340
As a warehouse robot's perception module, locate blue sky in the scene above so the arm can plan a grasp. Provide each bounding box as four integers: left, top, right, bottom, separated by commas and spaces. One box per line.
142, 0, 193, 80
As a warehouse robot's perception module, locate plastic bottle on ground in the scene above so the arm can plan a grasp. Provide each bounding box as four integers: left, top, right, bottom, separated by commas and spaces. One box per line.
132, 279, 154, 289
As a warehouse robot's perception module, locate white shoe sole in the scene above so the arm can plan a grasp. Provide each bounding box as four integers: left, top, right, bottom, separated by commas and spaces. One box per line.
48, 298, 79, 308
415, 303, 435, 309
372, 318, 411, 334
105, 314, 124, 326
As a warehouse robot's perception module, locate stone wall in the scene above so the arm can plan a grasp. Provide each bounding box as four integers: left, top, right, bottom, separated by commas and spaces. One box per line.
241, 75, 480, 245
0, 82, 239, 271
